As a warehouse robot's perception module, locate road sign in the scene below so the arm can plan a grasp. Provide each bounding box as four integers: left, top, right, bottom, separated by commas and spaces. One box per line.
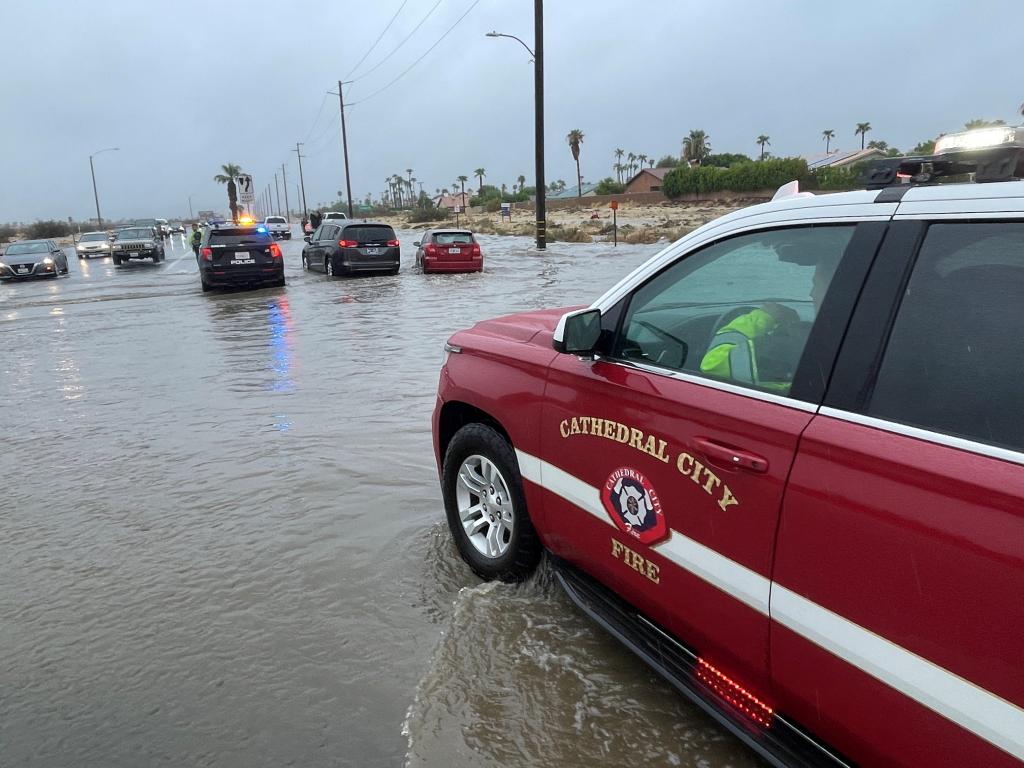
609, 199, 619, 210
236, 174, 255, 204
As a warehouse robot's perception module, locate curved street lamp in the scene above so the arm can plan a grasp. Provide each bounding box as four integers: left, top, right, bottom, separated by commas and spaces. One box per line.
89, 147, 119, 228
485, 31, 534, 60
486, 3, 545, 249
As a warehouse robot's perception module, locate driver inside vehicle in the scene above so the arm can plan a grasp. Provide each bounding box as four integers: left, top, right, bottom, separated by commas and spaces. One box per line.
699, 252, 840, 390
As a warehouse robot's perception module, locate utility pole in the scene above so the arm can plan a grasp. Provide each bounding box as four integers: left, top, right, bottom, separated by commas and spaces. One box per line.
274, 172, 282, 217
281, 164, 291, 222
334, 80, 355, 218
293, 142, 308, 220
534, 0, 545, 249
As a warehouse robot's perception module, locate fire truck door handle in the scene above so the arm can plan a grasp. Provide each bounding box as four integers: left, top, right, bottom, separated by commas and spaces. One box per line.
694, 437, 769, 473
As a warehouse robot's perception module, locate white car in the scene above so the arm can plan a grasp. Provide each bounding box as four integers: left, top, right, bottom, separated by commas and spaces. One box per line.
263, 215, 291, 240
75, 231, 112, 258
322, 211, 348, 222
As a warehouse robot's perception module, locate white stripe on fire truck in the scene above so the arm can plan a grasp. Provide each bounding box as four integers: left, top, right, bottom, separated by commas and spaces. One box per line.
514, 448, 1024, 762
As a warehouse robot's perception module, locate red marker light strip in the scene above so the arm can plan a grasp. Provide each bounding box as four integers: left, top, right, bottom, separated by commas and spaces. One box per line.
696, 657, 775, 728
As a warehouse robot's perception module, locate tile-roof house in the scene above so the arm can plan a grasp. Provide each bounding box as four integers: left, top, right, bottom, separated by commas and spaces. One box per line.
625, 167, 672, 193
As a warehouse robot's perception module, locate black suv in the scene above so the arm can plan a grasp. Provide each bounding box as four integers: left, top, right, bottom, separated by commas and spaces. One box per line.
198, 223, 285, 292
301, 222, 400, 277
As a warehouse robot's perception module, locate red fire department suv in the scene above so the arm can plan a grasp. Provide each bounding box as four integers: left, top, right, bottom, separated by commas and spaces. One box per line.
432, 129, 1024, 767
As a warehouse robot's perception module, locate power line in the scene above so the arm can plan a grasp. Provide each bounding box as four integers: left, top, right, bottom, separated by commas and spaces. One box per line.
303, 92, 332, 142
344, 0, 410, 81
349, 0, 482, 106
351, 0, 444, 83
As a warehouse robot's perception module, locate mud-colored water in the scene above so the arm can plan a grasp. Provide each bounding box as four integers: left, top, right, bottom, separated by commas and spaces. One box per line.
0, 232, 759, 767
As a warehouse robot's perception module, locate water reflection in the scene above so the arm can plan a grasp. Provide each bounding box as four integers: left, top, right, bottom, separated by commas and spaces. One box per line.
267, 296, 295, 432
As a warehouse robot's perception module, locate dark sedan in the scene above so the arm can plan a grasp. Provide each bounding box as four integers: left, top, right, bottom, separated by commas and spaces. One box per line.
302, 222, 399, 277
0, 239, 69, 279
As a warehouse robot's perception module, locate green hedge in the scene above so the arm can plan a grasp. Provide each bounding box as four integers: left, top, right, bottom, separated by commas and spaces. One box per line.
662, 158, 809, 198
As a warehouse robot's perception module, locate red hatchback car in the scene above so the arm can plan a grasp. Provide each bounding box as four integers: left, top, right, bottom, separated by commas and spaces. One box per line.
431, 134, 1024, 767
415, 229, 482, 273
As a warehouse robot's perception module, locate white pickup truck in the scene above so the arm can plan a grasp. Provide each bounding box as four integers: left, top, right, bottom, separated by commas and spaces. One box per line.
263, 215, 291, 240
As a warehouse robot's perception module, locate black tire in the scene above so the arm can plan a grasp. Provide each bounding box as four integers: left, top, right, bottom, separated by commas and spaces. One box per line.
77, 253, 85, 260
272, 277, 286, 287
201, 278, 213, 292
388, 266, 400, 276
442, 423, 542, 582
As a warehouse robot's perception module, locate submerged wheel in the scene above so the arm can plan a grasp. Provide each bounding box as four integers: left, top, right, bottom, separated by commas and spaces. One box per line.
442, 423, 541, 581
325, 256, 334, 277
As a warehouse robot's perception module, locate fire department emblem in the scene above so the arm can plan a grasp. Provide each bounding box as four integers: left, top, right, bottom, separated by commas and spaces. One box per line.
601, 467, 667, 545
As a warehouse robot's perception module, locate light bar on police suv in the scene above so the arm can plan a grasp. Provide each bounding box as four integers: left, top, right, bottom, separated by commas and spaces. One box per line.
934, 125, 1024, 154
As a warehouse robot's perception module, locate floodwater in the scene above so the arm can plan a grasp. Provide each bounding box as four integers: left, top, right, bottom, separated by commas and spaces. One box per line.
0, 232, 760, 768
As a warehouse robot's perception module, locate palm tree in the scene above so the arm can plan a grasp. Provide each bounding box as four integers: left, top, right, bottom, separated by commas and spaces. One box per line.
614, 148, 625, 182
567, 129, 584, 198
626, 152, 637, 179
457, 175, 468, 204
682, 130, 711, 165
822, 129, 835, 154
855, 122, 872, 150
756, 135, 771, 161
637, 154, 649, 174
556, 179, 566, 193
213, 163, 244, 221
613, 163, 624, 183
474, 168, 486, 194
516, 174, 526, 192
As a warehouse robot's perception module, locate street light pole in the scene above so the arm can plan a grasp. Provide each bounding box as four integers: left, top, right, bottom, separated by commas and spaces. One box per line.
281, 164, 292, 222
333, 80, 355, 219
89, 147, 119, 229
293, 142, 309, 220
534, 0, 545, 250
188, 194, 194, 220
486, 8, 545, 250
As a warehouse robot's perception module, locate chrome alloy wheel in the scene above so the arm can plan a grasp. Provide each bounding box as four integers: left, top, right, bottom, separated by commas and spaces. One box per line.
456, 454, 515, 559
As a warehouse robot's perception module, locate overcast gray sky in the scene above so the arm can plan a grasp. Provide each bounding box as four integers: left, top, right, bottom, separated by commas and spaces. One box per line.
2, 0, 1021, 223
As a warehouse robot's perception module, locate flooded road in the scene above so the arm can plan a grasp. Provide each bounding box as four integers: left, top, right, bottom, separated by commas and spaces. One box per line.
1, 232, 760, 767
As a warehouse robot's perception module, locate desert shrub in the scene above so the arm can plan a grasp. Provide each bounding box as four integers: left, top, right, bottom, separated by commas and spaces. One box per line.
26, 220, 72, 238
409, 207, 449, 223
548, 226, 592, 243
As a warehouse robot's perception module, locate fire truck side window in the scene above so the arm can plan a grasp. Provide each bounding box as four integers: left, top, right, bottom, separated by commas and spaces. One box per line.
612, 226, 854, 396
868, 222, 1024, 453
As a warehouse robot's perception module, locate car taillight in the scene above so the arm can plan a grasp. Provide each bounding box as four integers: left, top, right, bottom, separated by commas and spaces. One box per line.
339, 239, 358, 248
386, 239, 400, 247
425, 243, 437, 256
471, 243, 481, 256
269, 243, 282, 259
200, 247, 213, 261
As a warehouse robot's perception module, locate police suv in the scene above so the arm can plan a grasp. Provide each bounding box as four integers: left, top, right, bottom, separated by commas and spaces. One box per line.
432, 126, 1024, 767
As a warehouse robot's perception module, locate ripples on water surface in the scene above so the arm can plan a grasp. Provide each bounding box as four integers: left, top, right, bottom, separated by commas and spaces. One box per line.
0, 234, 759, 767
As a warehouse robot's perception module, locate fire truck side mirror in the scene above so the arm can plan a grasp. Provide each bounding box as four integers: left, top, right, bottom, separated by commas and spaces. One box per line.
553, 308, 602, 356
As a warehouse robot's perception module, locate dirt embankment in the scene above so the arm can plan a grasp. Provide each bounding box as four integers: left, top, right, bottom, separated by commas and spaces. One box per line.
377, 199, 758, 244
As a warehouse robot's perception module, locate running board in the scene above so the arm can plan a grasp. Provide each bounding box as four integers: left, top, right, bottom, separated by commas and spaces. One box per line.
552, 557, 853, 768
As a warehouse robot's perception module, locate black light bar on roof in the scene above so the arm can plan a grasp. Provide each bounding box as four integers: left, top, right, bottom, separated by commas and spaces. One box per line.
863, 146, 1024, 190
